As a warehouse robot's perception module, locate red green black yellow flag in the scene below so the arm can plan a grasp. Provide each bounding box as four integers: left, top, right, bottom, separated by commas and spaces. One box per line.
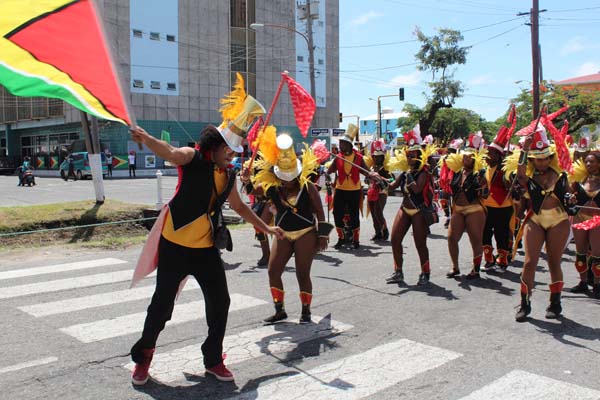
0, 0, 132, 125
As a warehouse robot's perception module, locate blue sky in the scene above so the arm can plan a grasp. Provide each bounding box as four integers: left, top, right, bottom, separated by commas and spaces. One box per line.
338, 0, 600, 127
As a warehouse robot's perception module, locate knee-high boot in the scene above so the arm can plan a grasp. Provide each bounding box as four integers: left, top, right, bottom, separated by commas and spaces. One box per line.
264, 287, 287, 324
515, 280, 531, 322
546, 281, 564, 319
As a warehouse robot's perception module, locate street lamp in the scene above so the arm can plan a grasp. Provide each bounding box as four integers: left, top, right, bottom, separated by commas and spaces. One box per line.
370, 94, 399, 139
250, 22, 316, 101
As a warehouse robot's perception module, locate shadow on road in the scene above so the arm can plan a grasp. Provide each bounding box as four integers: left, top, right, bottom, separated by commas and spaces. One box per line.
527, 315, 600, 354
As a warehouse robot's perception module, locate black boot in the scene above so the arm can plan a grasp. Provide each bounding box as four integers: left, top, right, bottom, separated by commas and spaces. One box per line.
593, 284, 600, 299
385, 270, 404, 284
370, 232, 382, 241
545, 293, 562, 319
515, 293, 531, 322
381, 228, 389, 241
352, 240, 360, 249
257, 240, 270, 266
569, 280, 590, 294
334, 238, 345, 249
417, 272, 430, 286
300, 304, 311, 324
264, 302, 287, 324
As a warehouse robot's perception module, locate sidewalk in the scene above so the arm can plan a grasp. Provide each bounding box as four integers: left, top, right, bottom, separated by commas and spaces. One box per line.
34, 168, 179, 179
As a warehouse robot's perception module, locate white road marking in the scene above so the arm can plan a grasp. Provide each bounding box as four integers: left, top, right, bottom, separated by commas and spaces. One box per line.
124, 315, 354, 383
0, 270, 145, 299
60, 294, 267, 343
0, 357, 58, 375
229, 338, 462, 399
457, 370, 600, 400
0, 258, 127, 281
19, 284, 198, 317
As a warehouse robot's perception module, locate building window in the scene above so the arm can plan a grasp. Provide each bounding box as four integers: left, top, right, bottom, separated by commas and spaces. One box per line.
133, 29, 142, 38
318, 21, 324, 27
0, 137, 6, 157
150, 81, 161, 89
166, 34, 176, 42
150, 32, 160, 41
363, 121, 367, 126
230, 0, 247, 28
231, 43, 247, 72
318, 59, 324, 65
297, 55, 304, 62
167, 83, 177, 91
133, 79, 144, 88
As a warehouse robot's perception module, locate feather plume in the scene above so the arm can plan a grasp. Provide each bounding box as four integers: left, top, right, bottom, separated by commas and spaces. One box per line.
569, 158, 588, 184
256, 125, 279, 165
310, 139, 330, 163
219, 72, 246, 123
445, 153, 463, 173
363, 155, 374, 169
299, 144, 320, 188
573, 215, 600, 230
383, 152, 394, 172
502, 150, 523, 180
473, 148, 488, 172
418, 144, 438, 171
252, 167, 280, 193
392, 149, 409, 172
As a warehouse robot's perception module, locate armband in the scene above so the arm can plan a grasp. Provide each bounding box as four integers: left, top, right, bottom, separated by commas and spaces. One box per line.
317, 221, 334, 237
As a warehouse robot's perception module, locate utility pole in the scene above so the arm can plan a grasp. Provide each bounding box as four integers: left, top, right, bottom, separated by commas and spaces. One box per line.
80, 112, 105, 204
305, 0, 317, 103
519, 0, 546, 119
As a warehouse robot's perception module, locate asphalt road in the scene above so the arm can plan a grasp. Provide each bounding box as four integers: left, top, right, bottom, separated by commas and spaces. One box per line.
1, 177, 600, 399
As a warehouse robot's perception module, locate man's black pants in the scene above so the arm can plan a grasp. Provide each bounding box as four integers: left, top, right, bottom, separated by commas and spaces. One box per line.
131, 236, 230, 368
483, 206, 513, 251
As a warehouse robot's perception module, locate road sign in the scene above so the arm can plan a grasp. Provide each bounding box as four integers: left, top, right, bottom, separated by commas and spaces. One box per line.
332, 128, 345, 136
311, 128, 330, 137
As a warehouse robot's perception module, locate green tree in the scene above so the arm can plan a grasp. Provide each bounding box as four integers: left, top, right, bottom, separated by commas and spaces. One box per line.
509, 83, 600, 139
412, 27, 469, 137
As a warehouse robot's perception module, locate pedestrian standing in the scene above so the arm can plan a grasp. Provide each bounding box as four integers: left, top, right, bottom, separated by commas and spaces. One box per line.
106, 152, 113, 178
128, 150, 136, 178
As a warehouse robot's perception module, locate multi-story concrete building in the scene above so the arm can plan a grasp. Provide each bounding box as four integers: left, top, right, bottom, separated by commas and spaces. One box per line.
0, 0, 339, 171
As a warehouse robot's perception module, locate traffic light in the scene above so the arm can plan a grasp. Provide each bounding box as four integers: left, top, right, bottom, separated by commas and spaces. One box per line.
339, 112, 343, 123
399, 88, 405, 101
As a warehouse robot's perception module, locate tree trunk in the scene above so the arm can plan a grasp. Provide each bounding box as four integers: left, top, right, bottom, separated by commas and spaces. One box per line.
419, 100, 452, 137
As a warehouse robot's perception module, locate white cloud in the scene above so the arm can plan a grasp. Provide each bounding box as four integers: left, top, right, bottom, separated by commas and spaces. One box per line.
561, 36, 586, 56
378, 71, 422, 88
350, 11, 384, 26
575, 61, 600, 76
468, 74, 495, 86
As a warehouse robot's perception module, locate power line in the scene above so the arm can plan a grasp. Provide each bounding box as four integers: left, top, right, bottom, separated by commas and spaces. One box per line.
545, 6, 600, 13
467, 24, 524, 48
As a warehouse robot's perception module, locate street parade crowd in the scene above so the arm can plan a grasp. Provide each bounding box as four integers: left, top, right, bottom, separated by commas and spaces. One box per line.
126, 74, 599, 385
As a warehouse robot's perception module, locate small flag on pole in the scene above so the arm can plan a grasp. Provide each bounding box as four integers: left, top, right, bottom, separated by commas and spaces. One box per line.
282, 74, 316, 138
160, 130, 171, 143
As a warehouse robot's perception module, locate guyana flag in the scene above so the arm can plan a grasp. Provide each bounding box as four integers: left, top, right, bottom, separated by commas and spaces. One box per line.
0, 0, 132, 125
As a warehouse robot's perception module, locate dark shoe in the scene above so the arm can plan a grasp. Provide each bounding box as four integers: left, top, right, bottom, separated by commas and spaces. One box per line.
381, 228, 389, 241
545, 294, 562, 319
299, 305, 311, 324
385, 270, 404, 284
446, 269, 460, 278
370, 233, 382, 241
466, 271, 480, 280
444, 219, 450, 228
131, 348, 155, 385
205, 362, 234, 382
495, 263, 508, 274
570, 280, 590, 294
353, 241, 360, 249
515, 294, 531, 322
334, 238, 345, 249
481, 261, 495, 273
417, 272, 430, 285
592, 284, 600, 299
257, 255, 269, 266
264, 302, 287, 324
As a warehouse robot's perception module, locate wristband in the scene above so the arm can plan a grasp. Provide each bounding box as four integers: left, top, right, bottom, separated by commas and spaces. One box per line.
518, 151, 528, 165
317, 221, 334, 237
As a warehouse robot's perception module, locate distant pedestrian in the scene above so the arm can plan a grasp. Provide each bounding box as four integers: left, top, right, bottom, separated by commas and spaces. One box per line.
128, 151, 136, 178
106, 152, 113, 178
65, 155, 76, 181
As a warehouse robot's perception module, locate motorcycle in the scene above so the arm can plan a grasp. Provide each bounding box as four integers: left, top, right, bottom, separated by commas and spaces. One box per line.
22, 168, 35, 187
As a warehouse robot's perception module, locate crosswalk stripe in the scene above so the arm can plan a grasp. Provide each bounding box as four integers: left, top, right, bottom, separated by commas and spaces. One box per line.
124, 315, 354, 383
60, 294, 267, 343
229, 338, 462, 400
0, 258, 127, 281
457, 370, 600, 400
0, 357, 58, 375
19, 284, 198, 317
0, 270, 143, 299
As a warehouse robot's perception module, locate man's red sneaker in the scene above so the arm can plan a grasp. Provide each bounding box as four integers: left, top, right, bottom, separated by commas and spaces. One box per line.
205, 362, 234, 382
131, 348, 155, 385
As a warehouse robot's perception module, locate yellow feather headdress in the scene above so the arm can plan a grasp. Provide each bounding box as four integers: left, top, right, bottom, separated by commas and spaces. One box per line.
299, 144, 320, 188
502, 145, 562, 179
569, 158, 588, 184
390, 149, 409, 172
219, 72, 246, 124
418, 144, 439, 171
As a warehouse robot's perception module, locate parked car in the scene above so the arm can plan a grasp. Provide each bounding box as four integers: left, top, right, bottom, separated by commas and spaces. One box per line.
59, 152, 108, 180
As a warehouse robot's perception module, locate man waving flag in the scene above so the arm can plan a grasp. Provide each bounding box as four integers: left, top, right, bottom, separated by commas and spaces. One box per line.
0, 0, 132, 125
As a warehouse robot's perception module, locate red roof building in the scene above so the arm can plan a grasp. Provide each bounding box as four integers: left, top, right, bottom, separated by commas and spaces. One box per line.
553, 72, 600, 92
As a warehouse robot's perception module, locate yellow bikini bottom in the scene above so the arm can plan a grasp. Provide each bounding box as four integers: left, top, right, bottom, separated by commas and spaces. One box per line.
452, 203, 485, 216
283, 226, 316, 242
529, 207, 569, 230
402, 206, 420, 217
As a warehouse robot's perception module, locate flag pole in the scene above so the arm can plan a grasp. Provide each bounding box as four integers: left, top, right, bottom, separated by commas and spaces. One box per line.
246, 71, 289, 171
